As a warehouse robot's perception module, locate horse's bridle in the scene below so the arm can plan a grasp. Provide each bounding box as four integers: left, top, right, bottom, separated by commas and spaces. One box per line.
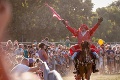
78, 41, 93, 66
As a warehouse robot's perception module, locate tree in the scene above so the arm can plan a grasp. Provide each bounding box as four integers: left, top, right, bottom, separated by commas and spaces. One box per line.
7, 0, 120, 42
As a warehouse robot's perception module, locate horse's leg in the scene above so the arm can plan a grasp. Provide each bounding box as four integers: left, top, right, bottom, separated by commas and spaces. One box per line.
82, 77, 84, 80
85, 65, 92, 80
85, 73, 88, 80
85, 72, 91, 80
81, 74, 84, 80
88, 72, 92, 80
75, 74, 81, 80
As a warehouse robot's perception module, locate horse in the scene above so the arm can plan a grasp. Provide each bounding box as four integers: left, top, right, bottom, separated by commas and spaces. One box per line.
75, 41, 93, 80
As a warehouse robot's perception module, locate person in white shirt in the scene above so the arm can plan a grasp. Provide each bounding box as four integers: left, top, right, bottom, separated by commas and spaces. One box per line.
11, 58, 41, 75
14, 44, 24, 56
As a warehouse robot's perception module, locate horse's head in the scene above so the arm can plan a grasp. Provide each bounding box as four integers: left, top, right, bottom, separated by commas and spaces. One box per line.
81, 41, 90, 51
80, 41, 91, 62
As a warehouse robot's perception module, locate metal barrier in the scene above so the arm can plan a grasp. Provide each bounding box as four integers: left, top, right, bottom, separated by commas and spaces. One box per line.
1, 42, 120, 45
41, 62, 50, 80
48, 70, 63, 80
42, 62, 63, 80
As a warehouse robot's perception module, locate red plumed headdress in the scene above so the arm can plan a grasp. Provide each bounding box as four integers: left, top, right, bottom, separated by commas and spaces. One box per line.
80, 24, 89, 30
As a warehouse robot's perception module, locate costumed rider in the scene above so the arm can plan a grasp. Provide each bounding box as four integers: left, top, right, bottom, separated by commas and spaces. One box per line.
62, 17, 103, 74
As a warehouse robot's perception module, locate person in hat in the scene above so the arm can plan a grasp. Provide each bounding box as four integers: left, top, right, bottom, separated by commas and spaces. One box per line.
62, 17, 103, 74
41, 37, 49, 46
65, 36, 71, 48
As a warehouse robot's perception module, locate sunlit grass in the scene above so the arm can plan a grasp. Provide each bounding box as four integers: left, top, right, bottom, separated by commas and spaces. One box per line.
63, 73, 120, 80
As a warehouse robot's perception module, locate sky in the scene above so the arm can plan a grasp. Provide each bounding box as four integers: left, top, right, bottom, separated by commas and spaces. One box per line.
92, 0, 118, 11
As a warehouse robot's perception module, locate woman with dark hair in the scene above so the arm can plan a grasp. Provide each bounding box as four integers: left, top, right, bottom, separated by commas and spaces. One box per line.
38, 43, 48, 63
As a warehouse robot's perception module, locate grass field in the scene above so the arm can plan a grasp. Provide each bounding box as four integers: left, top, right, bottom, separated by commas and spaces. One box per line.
63, 73, 120, 80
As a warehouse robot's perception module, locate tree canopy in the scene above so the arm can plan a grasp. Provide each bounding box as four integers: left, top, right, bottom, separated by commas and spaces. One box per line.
6, 0, 120, 42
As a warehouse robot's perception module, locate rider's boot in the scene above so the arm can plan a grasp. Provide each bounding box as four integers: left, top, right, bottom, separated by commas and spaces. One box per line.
92, 59, 99, 73
73, 66, 77, 74
73, 56, 80, 74
92, 63, 99, 73
73, 68, 80, 74
91, 51, 99, 73
73, 58, 78, 74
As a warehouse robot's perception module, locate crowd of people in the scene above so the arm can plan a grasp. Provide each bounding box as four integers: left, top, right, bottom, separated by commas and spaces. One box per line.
0, 37, 72, 79
0, 0, 120, 80
0, 37, 120, 80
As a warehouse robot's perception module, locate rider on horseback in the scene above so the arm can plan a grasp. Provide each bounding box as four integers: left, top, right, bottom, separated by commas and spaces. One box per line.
62, 17, 103, 74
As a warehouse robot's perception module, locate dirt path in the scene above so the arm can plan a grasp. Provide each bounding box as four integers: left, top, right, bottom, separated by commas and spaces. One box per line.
63, 73, 120, 80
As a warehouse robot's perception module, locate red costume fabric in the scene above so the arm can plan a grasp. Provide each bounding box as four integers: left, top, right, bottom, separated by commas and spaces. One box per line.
69, 44, 99, 56
65, 23, 100, 44
65, 23, 101, 55
91, 44, 99, 53
69, 44, 81, 55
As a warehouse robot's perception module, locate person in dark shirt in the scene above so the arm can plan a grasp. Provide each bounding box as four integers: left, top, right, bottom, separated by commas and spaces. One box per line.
106, 46, 115, 66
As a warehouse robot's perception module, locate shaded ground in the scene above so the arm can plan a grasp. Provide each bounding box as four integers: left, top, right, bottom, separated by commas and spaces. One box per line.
63, 73, 120, 80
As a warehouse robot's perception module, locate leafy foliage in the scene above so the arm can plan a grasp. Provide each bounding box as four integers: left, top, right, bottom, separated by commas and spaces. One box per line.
7, 0, 120, 42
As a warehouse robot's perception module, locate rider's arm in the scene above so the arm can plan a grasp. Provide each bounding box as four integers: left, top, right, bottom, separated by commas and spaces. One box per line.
90, 17, 103, 36
89, 23, 100, 36
62, 20, 78, 37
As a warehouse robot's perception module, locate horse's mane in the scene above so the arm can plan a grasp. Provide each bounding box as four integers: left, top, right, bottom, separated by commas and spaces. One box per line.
79, 41, 91, 62
81, 41, 90, 50
76, 41, 93, 80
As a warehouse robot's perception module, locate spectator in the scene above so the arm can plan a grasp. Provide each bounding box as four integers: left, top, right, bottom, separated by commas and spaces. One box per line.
38, 43, 48, 63
13, 40, 19, 50
28, 53, 35, 67
64, 36, 71, 48
23, 44, 28, 58
116, 46, 120, 55
14, 44, 24, 56
11, 58, 41, 75
19, 72, 41, 80
33, 40, 37, 45
28, 45, 34, 57
106, 46, 115, 66
6, 40, 13, 52
41, 37, 50, 46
